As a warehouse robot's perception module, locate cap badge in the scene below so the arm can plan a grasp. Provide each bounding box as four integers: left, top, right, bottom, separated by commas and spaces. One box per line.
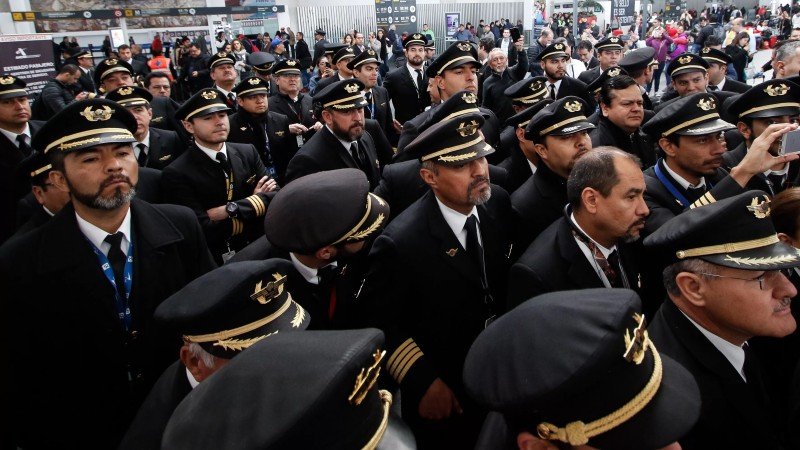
217, 51, 227, 57
344, 83, 360, 94
678, 55, 692, 64
531, 80, 543, 91
702, 47, 711, 54
623, 313, 649, 365
414, 34, 422, 39
697, 97, 715, 111
346, 47, 354, 53
610, 37, 619, 43
251, 273, 287, 305
554, 43, 564, 50
367, 49, 375, 56
457, 120, 480, 137
79, 105, 114, 122
564, 101, 582, 113
457, 42, 472, 51
106, 58, 118, 66
348, 349, 386, 406
0, 76, 14, 85
765, 83, 789, 97
747, 196, 771, 218
608, 67, 622, 77
286, 60, 297, 66
461, 92, 478, 104
201, 90, 218, 100
117, 86, 133, 96
247, 77, 260, 85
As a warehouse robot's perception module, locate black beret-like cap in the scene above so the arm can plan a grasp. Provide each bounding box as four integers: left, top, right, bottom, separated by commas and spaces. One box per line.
208, 51, 236, 70
313, 79, 368, 110
464, 288, 701, 450
161, 329, 399, 449
323, 43, 347, 58
247, 51, 276, 73
32, 98, 136, 154
426, 41, 481, 77
74, 50, 92, 59
314, 28, 326, 36
504, 76, 549, 105
586, 66, 628, 93
265, 168, 389, 253
619, 47, 657, 72
700, 46, 732, 66
17, 151, 52, 185
271, 58, 302, 76
175, 88, 232, 121
332, 45, 357, 65
525, 96, 595, 139
0, 74, 28, 99
155, 259, 310, 359
233, 76, 270, 97
642, 92, 734, 137
93, 58, 133, 86
535, 42, 570, 61
403, 32, 428, 49
595, 36, 624, 52
724, 79, 800, 121
644, 190, 800, 269
667, 52, 709, 78
505, 99, 552, 129
105, 85, 153, 107
347, 48, 380, 70
405, 111, 495, 166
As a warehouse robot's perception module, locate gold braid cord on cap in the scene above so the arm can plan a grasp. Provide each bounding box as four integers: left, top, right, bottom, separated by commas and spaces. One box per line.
536, 318, 663, 446
360, 390, 393, 450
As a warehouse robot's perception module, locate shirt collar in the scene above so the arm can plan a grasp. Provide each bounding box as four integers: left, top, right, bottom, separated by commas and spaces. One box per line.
186, 367, 200, 389
406, 63, 423, 78
136, 131, 151, 149
289, 253, 337, 285
325, 125, 357, 151
527, 159, 538, 175
435, 196, 479, 239
663, 158, 706, 190
75, 206, 132, 256
712, 77, 726, 90
215, 85, 234, 98
0, 123, 31, 147
196, 142, 228, 162
570, 212, 616, 257
681, 310, 747, 381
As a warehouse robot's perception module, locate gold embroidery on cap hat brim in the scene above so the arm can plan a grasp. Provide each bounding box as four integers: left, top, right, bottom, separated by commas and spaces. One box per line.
675, 235, 780, 259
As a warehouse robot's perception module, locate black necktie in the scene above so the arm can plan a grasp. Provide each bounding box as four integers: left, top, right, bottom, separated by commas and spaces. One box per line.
606, 250, 623, 288
104, 232, 127, 299
549, 83, 557, 99
350, 142, 366, 170
216, 151, 232, 177
16, 134, 31, 156
708, 84, 719, 91
465, 214, 492, 305
685, 185, 707, 203
227, 92, 237, 111
767, 173, 786, 194
415, 69, 424, 97
136, 143, 148, 167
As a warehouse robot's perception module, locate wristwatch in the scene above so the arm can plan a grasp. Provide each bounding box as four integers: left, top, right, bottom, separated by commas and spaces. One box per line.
225, 202, 240, 218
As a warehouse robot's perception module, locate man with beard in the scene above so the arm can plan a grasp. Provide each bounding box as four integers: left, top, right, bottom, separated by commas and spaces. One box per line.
208, 52, 238, 112
511, 96, 595, 255
0, 75, 43, 244
396, 41, 501, 155
537, 42, 596, 112
507, 147, 648, 307
161, 89, 278, 264
383, 33, 432, 128
348, 48, 396, 143
227, 76, 297, 185
481, 41, 528, 123
578, 36, 623, 85
105, 86, 184, 170
268, 59, 322, 147
722, 79, 800, 197
362, 111, 514, 449
285, 80, 382, 189
590, 75, 656, 168
644, 190, 799, 449
0, 98, 215, 449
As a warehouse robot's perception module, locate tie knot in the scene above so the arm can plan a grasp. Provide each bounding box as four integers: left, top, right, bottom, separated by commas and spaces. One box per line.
415, 69, 422, 74
216, 152, 228, 163
17, 134, 27, 145
465, 214, 479, 230
104, 232, 124, 247
318, 265, 337, 284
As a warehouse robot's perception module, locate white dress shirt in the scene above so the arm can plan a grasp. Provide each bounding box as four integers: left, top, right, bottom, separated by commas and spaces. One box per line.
290, 252, 338, 285
76, 207, 132, 257
196, 142, 228, 163
134, 131, 151, 160
435, 197, 481, 249
0, 123, 31, 149
570, 213, 618, 288
663, 159, 706, 190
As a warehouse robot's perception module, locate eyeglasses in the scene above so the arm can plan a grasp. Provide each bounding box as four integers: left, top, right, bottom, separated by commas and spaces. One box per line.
694, 269, 793, 290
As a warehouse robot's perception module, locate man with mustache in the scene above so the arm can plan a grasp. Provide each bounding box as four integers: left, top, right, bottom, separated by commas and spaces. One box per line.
645, 190, 800, 449
536, 42, 596, 113
383, 33, 432, 128
285, 79, 382, 189
507, 147, 648, 307
590, 74, 656, 168
0, 98, 215, 449
363, 111, 514, 449
161, 88, 278, 264
511, 96, 595, 256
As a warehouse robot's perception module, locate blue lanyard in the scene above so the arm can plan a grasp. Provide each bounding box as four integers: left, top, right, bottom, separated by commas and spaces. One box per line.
653, 159, 714, 209
88, 237, 134, 332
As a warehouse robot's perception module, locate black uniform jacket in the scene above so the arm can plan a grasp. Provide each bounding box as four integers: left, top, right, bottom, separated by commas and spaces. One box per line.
510, 162, 568, 257
268, 91, 318, 142
0, 200, 215, 449
590, 116, 657, 168
577, 64, 601, 85
160, 142, 272, 261
363, 85, 396, 143
649, 300, 785, 450
285, 125, 382, 189
497, 140, 535, 194
141, 127, 185, 170
0, 120, 43, 245
383, 64, 431, 124
227, 109, 298, 185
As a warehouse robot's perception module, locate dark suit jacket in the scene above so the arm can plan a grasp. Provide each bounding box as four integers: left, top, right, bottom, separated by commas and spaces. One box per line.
555, 75, 597, 112
13, 203, 51, 237
577, 65, 601, 85
0, 200, 215, 449
507, 216, 640, 308
362, 187, 513, 445
118, 361, 192, 450
313, 72, 343, 94
481, 50, 529, 123
128, 58, 151, 77
140, 127, 184, 170
510, 162, 568, 257
285, 126, 382, 190
364, 86, 395, 143
589, 116, 656, 169
649, 300, 784, 450
719, 78, 751, 93
0, 120, 43, 245
383, 64, 431, 124
227, 110, 298, 185
268, 92, 318, 142
150, 97, 191, 146
498, 142, 534, 194
77, 67, 96, 93
722, 142, 800, 196
160, 143, 271, 261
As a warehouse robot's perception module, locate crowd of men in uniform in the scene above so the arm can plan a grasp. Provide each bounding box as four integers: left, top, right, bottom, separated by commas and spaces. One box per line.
2, 27, 800, 450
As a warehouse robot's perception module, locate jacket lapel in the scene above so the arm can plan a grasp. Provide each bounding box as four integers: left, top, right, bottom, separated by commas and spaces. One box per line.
556, 219, 605, 289
424, 192, 482, 286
